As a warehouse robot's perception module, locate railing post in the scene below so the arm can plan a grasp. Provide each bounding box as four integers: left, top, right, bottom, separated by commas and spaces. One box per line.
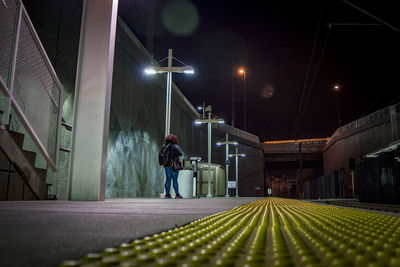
53, 91, 63, 197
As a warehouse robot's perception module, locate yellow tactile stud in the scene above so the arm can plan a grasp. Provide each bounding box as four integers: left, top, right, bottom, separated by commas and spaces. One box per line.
60, 198, 400, 267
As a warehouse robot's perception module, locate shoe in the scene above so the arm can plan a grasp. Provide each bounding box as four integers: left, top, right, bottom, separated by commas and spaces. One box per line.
175, 194, 183, 199
165, 194, 172, 199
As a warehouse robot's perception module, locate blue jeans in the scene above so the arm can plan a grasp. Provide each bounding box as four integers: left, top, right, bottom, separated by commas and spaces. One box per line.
164, 166, 179, 195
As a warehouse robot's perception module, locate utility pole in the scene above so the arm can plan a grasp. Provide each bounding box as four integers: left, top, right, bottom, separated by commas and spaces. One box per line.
229, 147, 246, 198
217, 134, 238, 197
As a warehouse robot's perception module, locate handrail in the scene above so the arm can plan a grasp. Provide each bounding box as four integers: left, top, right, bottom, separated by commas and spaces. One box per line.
0, 0, 63, 171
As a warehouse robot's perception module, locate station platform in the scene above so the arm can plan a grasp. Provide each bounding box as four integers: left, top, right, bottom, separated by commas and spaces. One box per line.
1, 197, 400, 267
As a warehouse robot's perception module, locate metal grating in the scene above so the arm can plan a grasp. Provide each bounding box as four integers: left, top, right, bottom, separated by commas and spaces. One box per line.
12, 13, 61, 163
0, 0, 17, 88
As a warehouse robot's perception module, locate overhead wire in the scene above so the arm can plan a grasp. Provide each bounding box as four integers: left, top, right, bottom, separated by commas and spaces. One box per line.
339, 0, 400, 114
361, 74, 400, 116
341, 0, 400, 33
295, 26, 332, 136
292, 0, 326, 138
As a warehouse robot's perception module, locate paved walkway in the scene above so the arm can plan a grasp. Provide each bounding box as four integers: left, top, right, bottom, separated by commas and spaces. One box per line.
0, 197, 260, 267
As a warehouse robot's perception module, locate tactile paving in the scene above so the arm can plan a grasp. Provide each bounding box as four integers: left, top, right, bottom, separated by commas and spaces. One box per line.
60, 198, 400, 266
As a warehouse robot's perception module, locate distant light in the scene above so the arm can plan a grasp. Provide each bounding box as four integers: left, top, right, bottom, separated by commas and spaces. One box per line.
263, 137, 329, 144
184, 69, 194, 74
229, 155, 233, 158
144, 68, 156, 75
238, 68, 245, 75
197, 106, 203, 111
217, 120, 225, 124
333, 84, 341, 91
241, 154, 246, 157
216, 142, 222, 146
233, 142, 238, 145
194, 120, 203, 125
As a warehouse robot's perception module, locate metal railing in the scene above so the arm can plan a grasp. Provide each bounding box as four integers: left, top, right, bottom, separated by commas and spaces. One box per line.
0, 0, 63, 171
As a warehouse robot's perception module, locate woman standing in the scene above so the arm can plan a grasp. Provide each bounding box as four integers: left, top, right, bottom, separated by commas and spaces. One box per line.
160, 134, 184, 199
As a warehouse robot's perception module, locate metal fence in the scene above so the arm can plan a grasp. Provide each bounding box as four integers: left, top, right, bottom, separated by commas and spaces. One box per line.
358, 153, 400, 204
0, 0, 63, 171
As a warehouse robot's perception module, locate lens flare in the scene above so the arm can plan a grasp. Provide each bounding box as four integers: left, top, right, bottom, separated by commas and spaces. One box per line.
162, 0, 200, 37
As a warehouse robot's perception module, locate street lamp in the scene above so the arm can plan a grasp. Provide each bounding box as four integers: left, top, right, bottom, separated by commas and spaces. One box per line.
238, 67, 246, 131
197, 102, 209, 119
144, 49, 194, 137
229, 147, 246, 198
216, 134, 238, 198
332, 83, 342, 127
194, 105, 224, 198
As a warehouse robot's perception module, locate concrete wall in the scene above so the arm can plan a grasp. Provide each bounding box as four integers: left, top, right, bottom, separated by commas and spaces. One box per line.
323, 104, 400, 198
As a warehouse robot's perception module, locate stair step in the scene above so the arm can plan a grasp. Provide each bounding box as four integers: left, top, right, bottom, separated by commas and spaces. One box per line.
0, 128, 47, 199
23, 150, 36, 167
8, 131, 25, 147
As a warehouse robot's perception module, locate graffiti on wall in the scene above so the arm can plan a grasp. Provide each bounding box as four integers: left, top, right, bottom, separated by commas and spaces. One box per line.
106, 130, 164, 197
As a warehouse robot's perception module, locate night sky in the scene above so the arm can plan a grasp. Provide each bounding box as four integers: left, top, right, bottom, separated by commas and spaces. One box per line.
120, 0, 400, 141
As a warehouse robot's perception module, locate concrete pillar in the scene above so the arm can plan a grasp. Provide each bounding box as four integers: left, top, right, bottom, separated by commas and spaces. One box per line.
69, 0, 119, 200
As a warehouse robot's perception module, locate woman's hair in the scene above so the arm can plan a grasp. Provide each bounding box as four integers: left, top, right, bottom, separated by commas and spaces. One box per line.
165, 134, 179, 144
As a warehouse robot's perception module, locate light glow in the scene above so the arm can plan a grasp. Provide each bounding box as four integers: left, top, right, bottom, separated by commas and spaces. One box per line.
144, 68, 156, 75
238, 68, 245, 75
263, 137, 329, 144
184, 69, 195, 74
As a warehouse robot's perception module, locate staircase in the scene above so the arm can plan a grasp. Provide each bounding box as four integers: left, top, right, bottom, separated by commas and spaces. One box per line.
0, 126, 49, 200
1, 0, 65, 200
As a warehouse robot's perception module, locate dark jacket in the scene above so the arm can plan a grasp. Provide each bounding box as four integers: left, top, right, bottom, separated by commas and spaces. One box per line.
165, 143, 183, 168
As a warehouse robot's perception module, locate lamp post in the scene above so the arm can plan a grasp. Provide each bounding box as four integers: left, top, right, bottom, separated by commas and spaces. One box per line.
197, 101, 206, 119
144, 49, 194, 137
216, 134, 238, 197
238, 67, 246, 131
229, 147, 246, 198
194, 105, 224, 197
333, 83, 342, 127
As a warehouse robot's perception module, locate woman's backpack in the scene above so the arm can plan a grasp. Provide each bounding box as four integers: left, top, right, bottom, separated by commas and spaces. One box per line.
158, 143, 171, 166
